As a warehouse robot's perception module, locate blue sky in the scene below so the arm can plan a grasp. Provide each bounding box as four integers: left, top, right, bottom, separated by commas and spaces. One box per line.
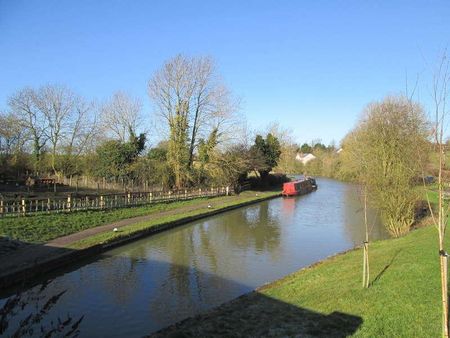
1, 0, 449, 145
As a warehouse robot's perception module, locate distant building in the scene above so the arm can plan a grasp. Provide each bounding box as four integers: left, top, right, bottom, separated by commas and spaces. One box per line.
295, 153, 317, 165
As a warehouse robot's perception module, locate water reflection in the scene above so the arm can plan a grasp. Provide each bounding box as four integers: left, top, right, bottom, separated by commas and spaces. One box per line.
0, 280, 84, 337
342, 182, 388, 245
207, 203, 282, 253
0, 178, 387, 337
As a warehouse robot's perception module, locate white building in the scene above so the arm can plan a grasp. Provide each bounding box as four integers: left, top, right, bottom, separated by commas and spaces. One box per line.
295, 153, 317, 165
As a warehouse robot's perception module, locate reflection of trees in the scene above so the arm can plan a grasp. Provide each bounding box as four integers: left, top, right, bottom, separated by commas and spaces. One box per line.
146, 227, 234, 326
0, 279, 83, 337
146, 202, 282, 325
342, 183, 388, 245
79, 249, 143, 306
88, 244, 166, 306
210, 203, 281, 253
159, 224, 224, 296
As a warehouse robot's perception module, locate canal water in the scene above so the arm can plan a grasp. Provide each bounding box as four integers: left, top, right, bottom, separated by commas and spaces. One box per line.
0, 178, 388, 337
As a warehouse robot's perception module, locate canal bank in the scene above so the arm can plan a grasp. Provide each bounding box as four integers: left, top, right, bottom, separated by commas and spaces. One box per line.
0, 190, 280, 289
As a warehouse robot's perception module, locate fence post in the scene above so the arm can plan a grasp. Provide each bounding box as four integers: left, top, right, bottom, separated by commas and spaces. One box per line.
127, 192, 131, 205
21, 198, 26, 216
67, 194, 71, 212
100, 195, 104, 209
226, 186, 229, 196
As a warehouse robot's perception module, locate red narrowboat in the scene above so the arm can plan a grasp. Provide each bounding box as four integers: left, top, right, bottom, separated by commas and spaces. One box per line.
282, 177, 317, 197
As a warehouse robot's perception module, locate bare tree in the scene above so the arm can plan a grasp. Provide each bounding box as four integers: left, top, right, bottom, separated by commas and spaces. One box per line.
345, 96, 428, 237
8, 88, 48, 173
0, 111, 28, 155
64, 98, 97, 156
100, 91, 143, 142
58, 96, 98, 178
342, 95, 429, 289
340, 130, 372, 287
426, 51, 450, 337
148, 54, 239, 168
36, 85, 77, 175
7, 85, 97, 178
361, 186, 370, 288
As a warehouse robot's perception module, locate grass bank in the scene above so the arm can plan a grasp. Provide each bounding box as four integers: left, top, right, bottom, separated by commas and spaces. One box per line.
153, 225, 445, 337
0, 191, 279, 244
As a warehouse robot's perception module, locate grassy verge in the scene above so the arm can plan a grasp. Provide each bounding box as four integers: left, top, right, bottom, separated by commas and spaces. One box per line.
0, 191, 279, 244
263, 226, 444, 337
154, 225, 446, 337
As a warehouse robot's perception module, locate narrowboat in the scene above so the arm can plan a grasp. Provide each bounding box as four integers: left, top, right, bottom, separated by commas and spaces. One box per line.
282, 177, 317, 197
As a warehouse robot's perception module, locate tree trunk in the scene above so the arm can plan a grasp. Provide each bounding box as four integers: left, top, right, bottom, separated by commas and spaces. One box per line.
439, 143, 449, 337
362, 187, 370, 288
440, 251, 449, 337
33, 138, 40, 174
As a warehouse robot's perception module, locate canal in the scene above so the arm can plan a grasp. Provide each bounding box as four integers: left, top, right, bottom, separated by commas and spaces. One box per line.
0, 178, 388, 337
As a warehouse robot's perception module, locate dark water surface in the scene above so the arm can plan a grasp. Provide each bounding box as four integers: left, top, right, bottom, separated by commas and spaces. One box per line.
0, 178, 388, 337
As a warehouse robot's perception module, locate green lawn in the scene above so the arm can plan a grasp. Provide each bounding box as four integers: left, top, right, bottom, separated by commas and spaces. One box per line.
0, 191, 279, 244
263, 226, 444, 337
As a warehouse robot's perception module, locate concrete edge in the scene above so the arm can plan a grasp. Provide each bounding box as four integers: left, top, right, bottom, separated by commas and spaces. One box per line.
0, 193, 281, 290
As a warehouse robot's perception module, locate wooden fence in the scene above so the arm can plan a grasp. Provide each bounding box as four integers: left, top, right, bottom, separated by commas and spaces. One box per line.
0, 186, 230, 217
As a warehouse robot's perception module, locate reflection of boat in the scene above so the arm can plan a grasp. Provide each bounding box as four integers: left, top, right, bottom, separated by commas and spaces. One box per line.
282, 177, 317, 197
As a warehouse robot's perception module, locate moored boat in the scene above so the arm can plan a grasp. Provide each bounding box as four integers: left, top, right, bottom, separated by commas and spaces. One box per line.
307, 176, 317, 190
282, 177, 317, 197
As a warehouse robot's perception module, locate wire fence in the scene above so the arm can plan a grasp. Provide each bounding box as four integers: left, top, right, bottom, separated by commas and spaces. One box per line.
0, 186, 230, 217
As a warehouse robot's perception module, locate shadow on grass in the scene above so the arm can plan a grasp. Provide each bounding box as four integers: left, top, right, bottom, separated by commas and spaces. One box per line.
370, 249, 402, 287
149, 291, 363, 338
